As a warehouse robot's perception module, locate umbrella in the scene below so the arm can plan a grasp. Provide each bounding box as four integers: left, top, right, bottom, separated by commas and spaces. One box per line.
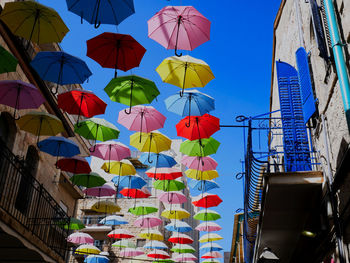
144, 241, 168, 250
87, 33, 146, 77
120, 188, 151, 199
199, 233, 223, 243
16, 112, 64, 143
157, 191, 187, 204
58, 90, 106, 122
153, 180, 185, 192
146, 167, 182, 180
0, 80, 44, 119
165, 89, 215, 118
134, 215, 162, 228
182, 156, 218, 171
120, 248, 144, 258
147, 250, 170, 260
129, 255, 150, 263
0, 1, 68, 48
165, 221, 192, 233
90, 141, 131, 166
31, 52, 92, 94
56, 156, 91, 174
83, 184, 116, 197
196, 222, 222, 232
70, 172, 106, 188
128, 203, 158, 216
0, 45, 17, 74
176, 114, 219, 139
84, 255, 109, 263
91, 200, 121, 213
174, 253, 197, 262
104, 75, 159, 114
188, 179, 219, 192
112, 240, 136, 248
108, 229, 134, 239
102, 159, 136, 175
171, 244, 196, 254
161, 208, 190, 220
200, 243, 223, 252
168, 233, 193, 244
99, 215, 128, 226
112, 175, 146, 189
139, 229, 163, 241
192, 193, 223, 208
148, 6, 210, 56
66, 0, 135, 28
202, 260, 221, 263
193, 209, 221, 221
75, 244, 100, 255
156, 56, 214, 96
140, 153, 176, 168
58, 217, 85, 230
202, 251, 223, 258
180, 137, 220, 157
67, 232, 94, 245
185, 170, 219, 181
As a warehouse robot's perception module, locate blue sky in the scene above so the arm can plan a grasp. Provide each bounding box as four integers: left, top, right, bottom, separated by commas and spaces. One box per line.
39, 0, 281, 254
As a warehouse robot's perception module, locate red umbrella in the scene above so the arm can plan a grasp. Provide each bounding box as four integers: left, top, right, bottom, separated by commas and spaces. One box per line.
120, 188, 151, 199
147, 250, 170, 259
146, 167, 182, 180
168, 233, 193, 244
58, 90, 106, 124
192, 193, 222, 208
176, 114, 220, 140
86, 33, 146, 77
108, 229, 134, 239
56, 156, 91, 174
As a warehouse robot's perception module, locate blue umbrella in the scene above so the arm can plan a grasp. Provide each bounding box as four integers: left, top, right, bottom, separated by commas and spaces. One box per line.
143, 241, 168, 250
100, 215, 128, 226
200, 243, 223, 253
84, 255, 109, 263
188, 179, 220, 192
112, 175, 147, 189
165, 221, 192, 233
139, 153, 177, 168
165, 89, 215, 117
31, 51, 92, 93
66, 0, 135, 28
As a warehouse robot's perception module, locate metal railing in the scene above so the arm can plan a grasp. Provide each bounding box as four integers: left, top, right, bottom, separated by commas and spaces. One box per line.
0, 140, 70, 259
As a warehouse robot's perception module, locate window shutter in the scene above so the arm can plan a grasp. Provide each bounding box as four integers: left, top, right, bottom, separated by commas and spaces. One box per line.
276, 61, 312, 172
296, 47, 316, 123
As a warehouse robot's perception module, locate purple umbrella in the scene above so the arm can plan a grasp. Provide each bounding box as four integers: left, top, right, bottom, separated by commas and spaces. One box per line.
0, 80, 45, 119
83, 184, 116, 197
134, 215, 162, 228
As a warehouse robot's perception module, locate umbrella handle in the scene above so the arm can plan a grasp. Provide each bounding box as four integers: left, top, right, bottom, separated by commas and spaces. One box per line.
89, 144, 97, 153
175, 48, 182, 57
174, 17, 182, 57
13, 109, 20, 120
51, 84, 59, 95
185, 117, 191, 128
94, 20, 101, 28
185, 94, 192, 127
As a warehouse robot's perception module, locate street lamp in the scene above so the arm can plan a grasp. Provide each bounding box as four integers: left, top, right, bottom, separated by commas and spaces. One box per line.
258, 247, 280, 263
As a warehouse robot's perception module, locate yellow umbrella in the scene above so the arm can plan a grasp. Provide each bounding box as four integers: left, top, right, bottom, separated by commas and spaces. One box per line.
139, 229, 164, 241
185, 169, 219, 180
130, 131, 171, 155
156, 55, 214, 95
16, 111, 64, 143
0, 1, 69, 48
75, 244, 100, 255
91, 200, 121, 213
161, 208, 190, 220
101, 159, 136, 175
199, 233, 223, 243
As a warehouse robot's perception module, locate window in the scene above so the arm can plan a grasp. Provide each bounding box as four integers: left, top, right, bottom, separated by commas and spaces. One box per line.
59, 201, 68, 214
0, 112, 16, 150
94, 240, 104, 250
136, 239, 146, 247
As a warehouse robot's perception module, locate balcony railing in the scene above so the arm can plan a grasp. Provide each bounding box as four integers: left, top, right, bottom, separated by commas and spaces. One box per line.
0, 140, 70, 259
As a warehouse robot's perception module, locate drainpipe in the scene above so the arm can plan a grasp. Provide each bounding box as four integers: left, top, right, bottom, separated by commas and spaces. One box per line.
322, 0, 350, 129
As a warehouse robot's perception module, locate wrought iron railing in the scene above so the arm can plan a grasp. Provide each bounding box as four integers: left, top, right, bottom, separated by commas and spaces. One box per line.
0, 140, 70, 259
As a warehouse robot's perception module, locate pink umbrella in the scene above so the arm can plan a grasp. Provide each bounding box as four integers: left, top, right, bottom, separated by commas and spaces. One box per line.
202, 251, 223, 259
157, 191, 187, 204
83, 184, 116, 197
134, 215, 162, 228
148, 6, 210, 56
90, 141, 130, 161
174, 253, 198, 262
120, 248, 144, 258
182, 155, 218, 171
195, 222, 222, 232
67, 232, 94, 245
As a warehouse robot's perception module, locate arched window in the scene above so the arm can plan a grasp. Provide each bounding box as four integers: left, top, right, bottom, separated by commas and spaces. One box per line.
0, 112, 17, 150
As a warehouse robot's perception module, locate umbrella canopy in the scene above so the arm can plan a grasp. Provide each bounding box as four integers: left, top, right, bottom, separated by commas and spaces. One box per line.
75, 244, 100, 255
200, 243, 223, 252
0, 45, 17, 73
102, 160, 136, 175
112, 240, 136, 248
192, 193, 223, 208
165, 221, 192, 233
146, 167, 182, 180
90, 141, 131, 162
128, 255, 150, 263
37, 137, 80, 162
67, 232, 94, 245
58, 217, 85, 230
174, 253, 197, 262
144, 241, 168, 250
202, 260, 221, 263
128, 203, 158, 216
83, 184, 116, 197
70, 172, 106, 188
99, 215, 128, 226
66, 0, 135, 27
165, 89, 215, 117
188, 179, 219, 192
84, 255, 109, 263
56, 156, 91, 174
193, 209, 221, 221
130, 131, 171, 155
196, 222, 222, 232
104, 75, 159, 114
112, 175, 146, 189
180, 137, 220, 157
157, 191, 187, 204
147, 250, 170, 259
148, 6, 210, 56
108, 229, 134, 239
120, 248, 144, 258
171, 244, 196, 254
31, 52, 92, 93
154, 180, 185, 192
0, 80, 44, 119
168, 233, 193, 244
87, 33, 145, 77
202, 252, 223, 259
182, 156, 218, 171
140, 153, 176, 168
199, 233, 223, 243
185, 169, 219, 180
120, 188, 151, 199
0, 1, 68, 46
139, 229, 163, 241
156, 56, 214, 95
134, 215, 162, 228
161, 208, 190, 220
91, 200, 121, 213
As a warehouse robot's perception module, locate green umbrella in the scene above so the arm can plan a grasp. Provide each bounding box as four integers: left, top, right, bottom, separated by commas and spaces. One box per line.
112, 240, 136, 248
193, 209, 221, 221
171, 244, 196, 254
180, 137, 220, 157
153, 260, 174, 263
104, 75, 160, 114
153, 180, 185, 192
0, 45, 17, 74
57, 217, 85, 230
128, 203, 158, 216
70, 172, 106, 188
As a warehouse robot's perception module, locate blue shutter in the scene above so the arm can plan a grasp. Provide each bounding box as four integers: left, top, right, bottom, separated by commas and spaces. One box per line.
296, 47, 316, 123
276, 61, 311, 172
